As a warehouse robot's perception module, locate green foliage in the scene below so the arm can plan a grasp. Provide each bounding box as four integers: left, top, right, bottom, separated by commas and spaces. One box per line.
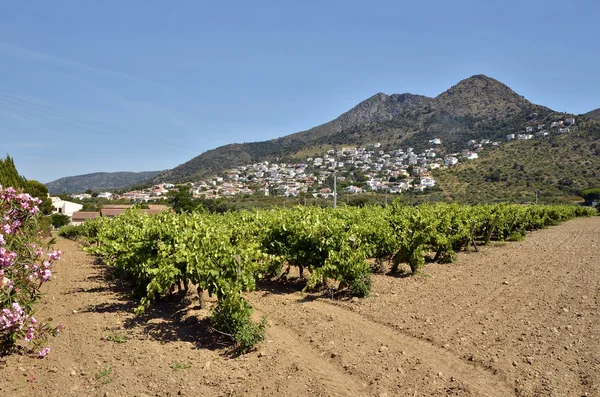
1, 185, 61, 354
211, 297, 267, 354
94, 366, 113, 384
171, 362, 192, 371
0, 155, 25, 188
434, 120, 600, 204
260, 206, 373, 295
50, 213, 71, 229
58, 220, 103, 240
581, 188, 600, 204
77, 202, 595, 354
58, 225, 82, 239
349, 274, 371, 297
167, 187, 198, 213
46, 170, 162, 194
106, 333, 127, 344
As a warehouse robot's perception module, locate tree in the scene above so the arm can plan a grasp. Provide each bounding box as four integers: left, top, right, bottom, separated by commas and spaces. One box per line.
50, 213, 70, 229
168, 187, 197, 213
581, 188, 600, 205
0, 155, 25, 188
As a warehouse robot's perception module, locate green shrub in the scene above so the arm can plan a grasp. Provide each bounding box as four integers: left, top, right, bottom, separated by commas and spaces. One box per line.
349, 274, 371, 297
210, 296, 267, 354
50, 213, 70, 229
59, 224, 83, 239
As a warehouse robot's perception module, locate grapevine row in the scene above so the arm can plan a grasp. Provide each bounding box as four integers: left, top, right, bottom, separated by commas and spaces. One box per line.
65, 203, 596, 352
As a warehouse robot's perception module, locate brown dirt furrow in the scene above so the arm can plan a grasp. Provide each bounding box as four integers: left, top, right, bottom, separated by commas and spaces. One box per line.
261, 321, 366, 396
330, 216, 600, 396
260, 295, 513, 397
436, 217, 595, 339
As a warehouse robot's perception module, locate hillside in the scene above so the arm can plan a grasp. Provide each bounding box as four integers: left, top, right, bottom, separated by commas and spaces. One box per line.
586, 108, 600, 120
433, 119, 600, 203
158, 93, 431, 182
157, 75, 557, 183
46, 171, 163, 194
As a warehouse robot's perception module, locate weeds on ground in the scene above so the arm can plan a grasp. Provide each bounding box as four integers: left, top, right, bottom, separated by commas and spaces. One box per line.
95, 366, 113, 384
106, 333, 127, 344
171, 362, 192, 371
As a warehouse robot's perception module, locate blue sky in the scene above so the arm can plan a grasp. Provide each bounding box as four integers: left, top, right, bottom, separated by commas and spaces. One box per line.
1, 0, 599, 183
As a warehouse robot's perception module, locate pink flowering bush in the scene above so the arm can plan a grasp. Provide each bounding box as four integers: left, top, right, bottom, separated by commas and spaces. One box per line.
0, 185, 61, 356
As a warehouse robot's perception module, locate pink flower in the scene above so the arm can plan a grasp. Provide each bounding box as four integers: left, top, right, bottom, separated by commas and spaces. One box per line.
24, 327, 35, 341
0, 233, 4, 245
0, 247, 17, 268
48, 250, 62, 261
40, 269, 52, 282
38, 346, 50, 358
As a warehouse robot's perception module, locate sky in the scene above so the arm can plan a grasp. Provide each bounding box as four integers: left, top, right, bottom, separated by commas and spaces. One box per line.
1, 0, 599, 183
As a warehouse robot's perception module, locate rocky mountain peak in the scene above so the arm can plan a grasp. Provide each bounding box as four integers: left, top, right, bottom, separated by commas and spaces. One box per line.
431, 74, 531, 119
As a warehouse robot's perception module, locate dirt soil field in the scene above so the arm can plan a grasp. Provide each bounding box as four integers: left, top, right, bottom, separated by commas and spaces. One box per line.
1, 217, 599, 397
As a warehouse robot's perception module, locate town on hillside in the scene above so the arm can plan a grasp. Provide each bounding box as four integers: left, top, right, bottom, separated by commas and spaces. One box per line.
52, 116, 576, 223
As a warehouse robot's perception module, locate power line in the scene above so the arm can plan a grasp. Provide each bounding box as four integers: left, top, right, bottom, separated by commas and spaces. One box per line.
0, 104, 154, 148
0, 92, 198, 156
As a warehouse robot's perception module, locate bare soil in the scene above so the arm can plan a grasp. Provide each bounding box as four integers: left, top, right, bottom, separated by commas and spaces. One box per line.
1, 217, 599, 397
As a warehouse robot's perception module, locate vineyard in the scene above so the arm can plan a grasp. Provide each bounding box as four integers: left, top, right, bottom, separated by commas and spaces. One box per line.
62, 203, 596, 352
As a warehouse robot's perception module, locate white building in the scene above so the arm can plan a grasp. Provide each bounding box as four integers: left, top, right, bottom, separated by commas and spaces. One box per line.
444, 156, 459, 166
420, 177, 436, 187
50, 197, 83, 217
517, 134, 534, 140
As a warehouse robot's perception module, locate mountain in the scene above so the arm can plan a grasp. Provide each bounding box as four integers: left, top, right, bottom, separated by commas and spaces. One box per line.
585, 108, 600, 120
46, 171, 163, 194
157, 74, 566, 183
158, 92, 431, 182
428, 74, 532, 119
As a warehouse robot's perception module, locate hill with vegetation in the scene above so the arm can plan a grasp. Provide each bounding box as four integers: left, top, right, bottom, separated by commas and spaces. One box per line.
432, 119, 600, 203
157, 75, 563, 183
158, 92, 431, 182
586, 108, 600, 120
45, 171, 163, 194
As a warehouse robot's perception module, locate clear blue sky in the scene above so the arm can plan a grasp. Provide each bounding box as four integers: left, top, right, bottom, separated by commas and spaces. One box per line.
1, 0, 599, 183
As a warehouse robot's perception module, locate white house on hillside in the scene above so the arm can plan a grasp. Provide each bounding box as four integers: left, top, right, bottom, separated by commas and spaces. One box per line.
50, 197, 83, 217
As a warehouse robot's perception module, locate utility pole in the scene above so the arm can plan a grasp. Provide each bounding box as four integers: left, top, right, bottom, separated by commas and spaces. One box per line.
333, 172, 337, 209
